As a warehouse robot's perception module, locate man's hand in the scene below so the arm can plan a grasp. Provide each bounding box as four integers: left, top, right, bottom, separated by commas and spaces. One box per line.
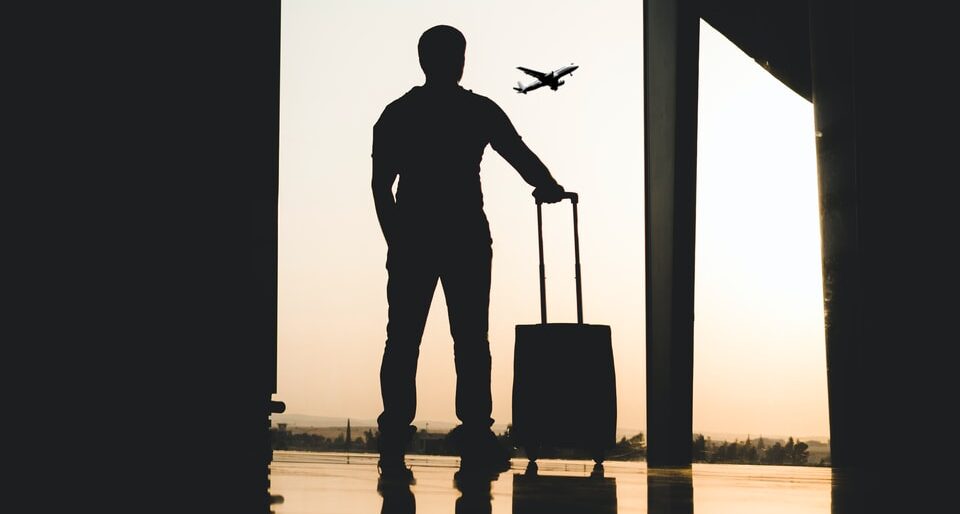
533, 183, 566, 204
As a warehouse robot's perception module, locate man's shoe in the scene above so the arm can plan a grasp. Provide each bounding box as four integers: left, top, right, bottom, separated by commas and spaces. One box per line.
377, 459, 415, 485
456, 428, 511, 473
376, 424, 417, 485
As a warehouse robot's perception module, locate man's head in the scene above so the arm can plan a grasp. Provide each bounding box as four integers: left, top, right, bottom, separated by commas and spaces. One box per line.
418, 25, 465, 84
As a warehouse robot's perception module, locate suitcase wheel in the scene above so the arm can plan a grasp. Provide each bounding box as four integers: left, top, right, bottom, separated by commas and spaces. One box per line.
523, 442, 540, 463
592, 448, 605, 465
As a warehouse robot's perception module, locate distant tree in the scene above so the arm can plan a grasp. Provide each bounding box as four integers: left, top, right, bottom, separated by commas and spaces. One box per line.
270, 427, 288, 451
791, 440, 809, 465
710, 442, 726, 463
613, 437, 631, 457
496, 426, 512, 447
363, 429, 378, 452
605, 432, 645, 460
692, 434, 706, 462
725, 441, 740, 462
764, 442, 785, 465
629, 432, 646, 458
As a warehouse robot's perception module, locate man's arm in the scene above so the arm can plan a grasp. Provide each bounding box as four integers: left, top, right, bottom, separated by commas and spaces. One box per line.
372, 118, 399, 245
488, 101, 565, 202
372, 158, 398, 246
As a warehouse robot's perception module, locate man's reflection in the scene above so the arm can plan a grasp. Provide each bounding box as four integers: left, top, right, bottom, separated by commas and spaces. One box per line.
512, 464, 617, 514
647, 467, 693, 514
378, 479, 415, 514
454, 469, 499, 514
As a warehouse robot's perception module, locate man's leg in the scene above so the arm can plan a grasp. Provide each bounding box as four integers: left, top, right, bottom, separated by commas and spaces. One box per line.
442, 243, 493, 429
378, 248, 438, 473
441, 242, 509, 471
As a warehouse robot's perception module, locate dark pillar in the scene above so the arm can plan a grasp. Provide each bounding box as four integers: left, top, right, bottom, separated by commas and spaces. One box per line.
54, 4, 281, 511
647, 468, 694, 514
808, 0, 862, 470
811, 1, 955, 508
643, 0, 699, 467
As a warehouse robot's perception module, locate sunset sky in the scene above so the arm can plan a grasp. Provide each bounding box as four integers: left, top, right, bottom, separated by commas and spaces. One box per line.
277, 0, 829, 439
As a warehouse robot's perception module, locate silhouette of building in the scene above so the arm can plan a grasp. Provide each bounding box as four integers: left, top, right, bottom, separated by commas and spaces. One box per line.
645, 0, 953, 509
38, 2, 955, 512
412, 431, 447, 455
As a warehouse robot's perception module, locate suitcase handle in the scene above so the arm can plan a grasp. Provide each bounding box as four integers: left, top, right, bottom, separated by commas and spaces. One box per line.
536, 192, 583, 324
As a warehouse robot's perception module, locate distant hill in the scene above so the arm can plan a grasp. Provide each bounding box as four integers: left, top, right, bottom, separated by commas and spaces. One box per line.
271, 414, 828, 443
272, 413, 376, 427
695, 431, 830, 444
272, 414, 458, 433
281, 425, 377, 439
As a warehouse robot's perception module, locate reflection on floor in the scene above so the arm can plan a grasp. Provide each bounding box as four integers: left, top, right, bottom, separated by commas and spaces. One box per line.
270, 451, 836, 514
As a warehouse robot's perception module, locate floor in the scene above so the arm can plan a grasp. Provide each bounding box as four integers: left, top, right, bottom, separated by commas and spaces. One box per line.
269, 451, 834, 514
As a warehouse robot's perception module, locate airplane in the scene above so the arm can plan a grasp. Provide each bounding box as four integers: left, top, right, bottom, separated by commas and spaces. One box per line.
513, 63, 579, 94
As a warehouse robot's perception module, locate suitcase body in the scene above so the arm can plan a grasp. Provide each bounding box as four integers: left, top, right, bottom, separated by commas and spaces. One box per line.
512, 323, 617, 458
511, 193, 617, 463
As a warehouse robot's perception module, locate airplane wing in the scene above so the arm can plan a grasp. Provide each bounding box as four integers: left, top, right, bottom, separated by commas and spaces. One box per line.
522, 80, 546, 93
517, 67, 547, 80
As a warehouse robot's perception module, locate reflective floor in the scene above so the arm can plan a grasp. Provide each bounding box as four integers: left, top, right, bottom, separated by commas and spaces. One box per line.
270, 451, 833, 513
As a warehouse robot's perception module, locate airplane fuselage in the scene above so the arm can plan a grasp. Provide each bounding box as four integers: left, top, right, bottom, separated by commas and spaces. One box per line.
515, 64, 579, 94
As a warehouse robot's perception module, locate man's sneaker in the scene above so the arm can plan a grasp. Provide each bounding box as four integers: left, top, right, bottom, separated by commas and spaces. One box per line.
377, 459, 415, 485
376, 424, 417, 485
455, 427, 512, 473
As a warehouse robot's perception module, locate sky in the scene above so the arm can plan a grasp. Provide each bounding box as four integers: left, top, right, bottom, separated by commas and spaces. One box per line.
277, 0, 829, 439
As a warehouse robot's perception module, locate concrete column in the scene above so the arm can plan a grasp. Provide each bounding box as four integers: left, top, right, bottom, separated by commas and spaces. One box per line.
808, 0, 861, 469
643, 0, 699, 467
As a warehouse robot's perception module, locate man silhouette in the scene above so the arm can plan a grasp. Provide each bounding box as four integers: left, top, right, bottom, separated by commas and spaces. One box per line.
372, 25, 566, 481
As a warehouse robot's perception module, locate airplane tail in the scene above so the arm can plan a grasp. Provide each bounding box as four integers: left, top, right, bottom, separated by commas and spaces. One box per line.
514, 81, 524, 93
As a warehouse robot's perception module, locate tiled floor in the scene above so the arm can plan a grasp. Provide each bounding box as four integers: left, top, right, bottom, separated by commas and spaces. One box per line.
270, 451, 832, 513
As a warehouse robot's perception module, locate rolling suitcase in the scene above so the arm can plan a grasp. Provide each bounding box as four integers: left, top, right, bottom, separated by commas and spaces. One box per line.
512, 192, 617, 464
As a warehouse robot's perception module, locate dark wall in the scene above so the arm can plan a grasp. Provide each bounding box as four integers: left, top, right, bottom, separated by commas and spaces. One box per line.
812, 0, 955, 462
20, 1, 955, 510
644, 0, 957, 481
811, 1, 955, 509
18, 4, 281, 512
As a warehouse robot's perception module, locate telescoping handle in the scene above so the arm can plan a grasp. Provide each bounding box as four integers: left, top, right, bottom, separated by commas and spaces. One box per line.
536, 192, 583, 324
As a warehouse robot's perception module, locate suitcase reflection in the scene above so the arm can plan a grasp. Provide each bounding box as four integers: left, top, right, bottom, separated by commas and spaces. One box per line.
512, 468, 617, 514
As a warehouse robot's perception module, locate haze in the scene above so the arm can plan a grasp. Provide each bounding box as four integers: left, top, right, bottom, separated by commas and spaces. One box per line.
278, 0, 828, 439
